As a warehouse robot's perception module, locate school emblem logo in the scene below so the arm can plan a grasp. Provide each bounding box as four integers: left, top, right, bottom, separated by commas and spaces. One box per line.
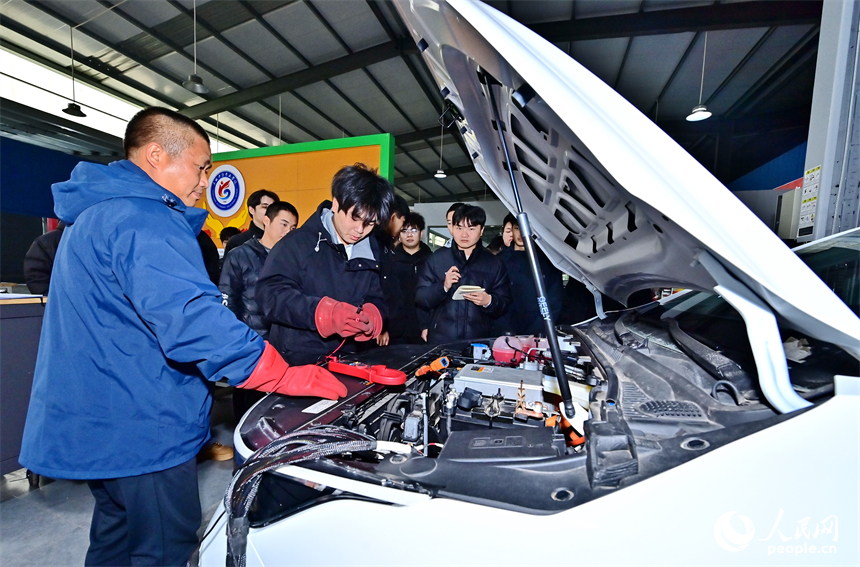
207, 165, 245, 218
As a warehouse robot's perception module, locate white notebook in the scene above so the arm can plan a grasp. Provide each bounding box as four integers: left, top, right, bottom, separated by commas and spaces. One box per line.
451, 285, 484, 300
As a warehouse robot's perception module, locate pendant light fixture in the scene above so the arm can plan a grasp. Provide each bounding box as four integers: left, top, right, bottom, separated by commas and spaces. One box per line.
182, 0, 210, 95
686, 31, 712, 122
434, 122, 447, 179
63, 26, 86, 117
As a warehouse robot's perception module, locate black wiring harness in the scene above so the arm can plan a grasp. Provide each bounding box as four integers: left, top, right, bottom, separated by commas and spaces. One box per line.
224, 426, 376, 567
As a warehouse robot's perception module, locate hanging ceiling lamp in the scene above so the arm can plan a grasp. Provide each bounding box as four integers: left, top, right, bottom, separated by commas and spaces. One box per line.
63, 26, 86, 117
182, 0, 210, 95
434, 122, 447, 178
686, 31, 712, 122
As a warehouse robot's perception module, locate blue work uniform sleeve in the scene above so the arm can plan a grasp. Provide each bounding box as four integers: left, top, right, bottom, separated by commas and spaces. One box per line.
111, 218, 263, 386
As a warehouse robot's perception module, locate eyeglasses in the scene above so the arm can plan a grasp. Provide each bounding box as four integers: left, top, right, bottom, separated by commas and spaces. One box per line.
400, 228, 419, 234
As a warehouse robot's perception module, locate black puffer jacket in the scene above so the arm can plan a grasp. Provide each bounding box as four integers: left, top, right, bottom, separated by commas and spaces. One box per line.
256, 202, 386, 365
494, 246, 564, 336
23, 223, 66, 295
387, 242, 433, 344
224, 221, 263, 257
416, 242, 512, 344
219, 238, 269, 338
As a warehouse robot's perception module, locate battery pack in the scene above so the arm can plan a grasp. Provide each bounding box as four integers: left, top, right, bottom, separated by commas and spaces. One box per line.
453, 364, 545, 405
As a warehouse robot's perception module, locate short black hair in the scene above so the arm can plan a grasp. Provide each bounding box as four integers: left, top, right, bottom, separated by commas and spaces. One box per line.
503, 212, 517, 228
390, 194, 410, 219
219, 226, 241, 243
447, 202, 465, 217
452, 204, 486, 228
265, 201, 299, 223
247, 189, 279, 209
331, 163, 394, 225
124, 107, 209, 159
403, 211, 426, 232
486, 234, 505, 254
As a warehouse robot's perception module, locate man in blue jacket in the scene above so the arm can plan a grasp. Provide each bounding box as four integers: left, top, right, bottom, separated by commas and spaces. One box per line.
19, 107, 346, 567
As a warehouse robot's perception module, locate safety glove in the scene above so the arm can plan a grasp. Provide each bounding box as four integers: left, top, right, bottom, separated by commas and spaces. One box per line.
238, 342, 347, 400
315, 296, 371, 338
353, 303, 383, 342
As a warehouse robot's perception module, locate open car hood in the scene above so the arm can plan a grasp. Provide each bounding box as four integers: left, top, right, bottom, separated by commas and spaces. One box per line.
394, 0, 860, 356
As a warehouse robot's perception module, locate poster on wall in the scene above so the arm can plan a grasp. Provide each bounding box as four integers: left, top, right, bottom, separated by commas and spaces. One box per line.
796, 165, 821, 239
199, 134, 394, 245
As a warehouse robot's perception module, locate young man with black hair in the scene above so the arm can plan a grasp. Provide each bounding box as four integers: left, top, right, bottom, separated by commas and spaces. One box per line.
220, 201, 299, 338
224, 188, 280, 256
417, 204, 511, 343
220, 226, 241, 247
390, 211, 434, 343
257, 163, 395, 365
19, 107, 345, 567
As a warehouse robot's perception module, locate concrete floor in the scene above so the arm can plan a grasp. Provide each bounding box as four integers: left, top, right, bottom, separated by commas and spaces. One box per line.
0, 389, 238, 567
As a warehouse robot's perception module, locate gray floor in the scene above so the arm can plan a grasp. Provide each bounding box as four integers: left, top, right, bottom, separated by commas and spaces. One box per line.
0, 389, 238, 567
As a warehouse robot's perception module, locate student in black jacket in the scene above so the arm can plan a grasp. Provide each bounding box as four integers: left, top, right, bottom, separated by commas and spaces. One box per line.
494, 213, 564, 335
416, 205, 511, 344
388, 212, 433, 344
219, 201, 299, 338
256, 164, 395, 365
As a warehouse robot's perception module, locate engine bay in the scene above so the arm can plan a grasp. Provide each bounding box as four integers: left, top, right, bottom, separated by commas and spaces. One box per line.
237, 312, 819, 522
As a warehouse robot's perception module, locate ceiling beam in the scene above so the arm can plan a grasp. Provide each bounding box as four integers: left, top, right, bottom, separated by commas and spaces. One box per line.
529, 1, 822, 43
394, 126, 448, 146
723, 27, 820, 117
181, 41, 413, 119
1, 97, 123, 155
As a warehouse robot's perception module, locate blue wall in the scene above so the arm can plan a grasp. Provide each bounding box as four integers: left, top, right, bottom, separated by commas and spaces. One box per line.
728, 142, 806, 192
0, 138, 97, 282
0, 137, 93, 218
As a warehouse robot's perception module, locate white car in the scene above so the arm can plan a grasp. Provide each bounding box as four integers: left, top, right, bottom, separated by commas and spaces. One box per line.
200, 1, 859, 565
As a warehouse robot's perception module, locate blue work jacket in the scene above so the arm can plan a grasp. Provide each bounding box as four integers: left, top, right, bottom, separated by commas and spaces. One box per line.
19, 160, 264, 479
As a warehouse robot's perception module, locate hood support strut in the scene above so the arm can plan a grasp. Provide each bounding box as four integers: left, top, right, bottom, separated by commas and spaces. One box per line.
697, 252, 811, 414
485, 80, 578, 422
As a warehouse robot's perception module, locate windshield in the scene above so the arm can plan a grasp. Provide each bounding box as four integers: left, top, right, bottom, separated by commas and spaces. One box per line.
629, 229, 860, 391
793, 229, 860, 316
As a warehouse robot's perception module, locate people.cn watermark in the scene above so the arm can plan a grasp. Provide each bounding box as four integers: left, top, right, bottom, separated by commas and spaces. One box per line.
714, 510, 837, 555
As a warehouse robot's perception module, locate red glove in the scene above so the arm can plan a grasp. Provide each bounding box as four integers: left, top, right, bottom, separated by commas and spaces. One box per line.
315, 296, 370, 338
354, 303, 382, 342
239, 342, 347, 400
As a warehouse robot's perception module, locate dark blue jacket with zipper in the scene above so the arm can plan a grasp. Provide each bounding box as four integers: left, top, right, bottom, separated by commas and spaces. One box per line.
256, 201, 386, 365
416, 242, 511, 344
